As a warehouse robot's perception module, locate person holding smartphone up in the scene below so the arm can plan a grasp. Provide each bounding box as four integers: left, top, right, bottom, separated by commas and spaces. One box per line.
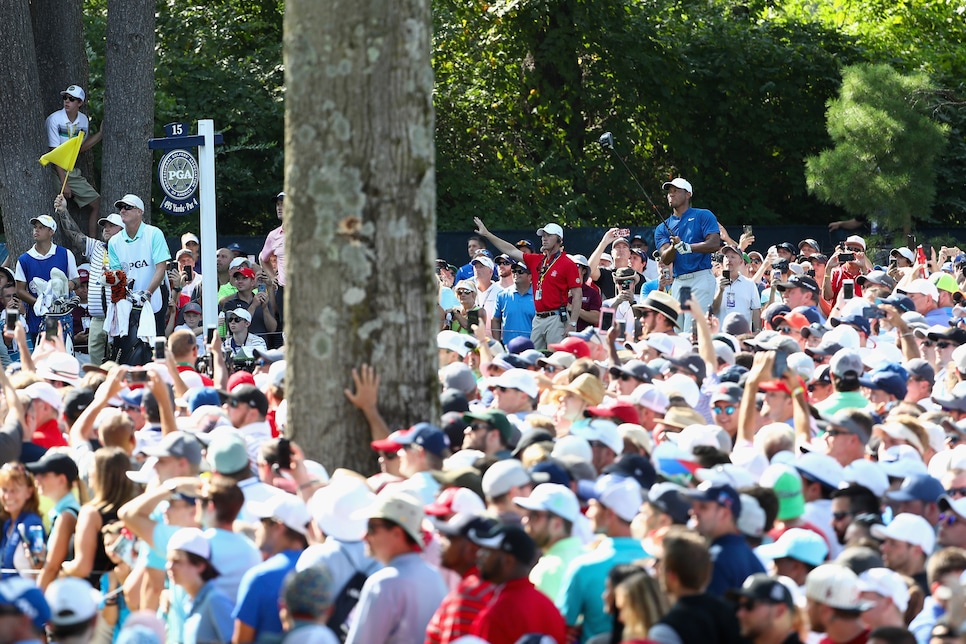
822, 235, 870, 305
654, 178, 721, 334
711, 244, 762, 332
473, 218, 582, 349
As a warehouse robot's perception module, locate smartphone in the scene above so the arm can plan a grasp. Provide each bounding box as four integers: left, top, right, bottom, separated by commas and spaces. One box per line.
5, 309, 16, 333
467, 309, 480, 328
616, 320, 626, 336
661, 268, 671, 280
599, 307, 615, 331
257, 283, 267, 294
276, 438, 292, 470
843, 279, 855, 300
167, 260, 177, 271
678, 286, 692, 308
743, 225, 753, 236
839, 253, 855, 263
183, 265, 193, 281
109, 533, 137, 567
772, 350, 788, 378
247, 254, 257, 266
154, 337, 166, 361
616, 228, 631, 239
126, 368, 148, 383
44, 315, 57, 340
862, 306, 885, 319
722, 270, 732, 281
206, 326, 217, 345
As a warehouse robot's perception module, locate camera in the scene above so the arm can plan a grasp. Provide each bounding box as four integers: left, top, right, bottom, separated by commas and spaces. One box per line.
599, 132, 615, 149
774, 259, 789, 273
839, 253, 855, 262
619, 280, 634, 291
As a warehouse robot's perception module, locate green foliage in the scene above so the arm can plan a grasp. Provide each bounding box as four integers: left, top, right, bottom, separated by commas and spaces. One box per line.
84, 0, 284, 236
434, 0, 866, 231
805, 63, 949, 232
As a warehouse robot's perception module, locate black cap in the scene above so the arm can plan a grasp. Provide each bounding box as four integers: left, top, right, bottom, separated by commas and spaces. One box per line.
647, 482, 692, 525
466, 523, 536, 563
726, 573, 794, 608
63, 387, 95, 419
221, 384, 269, 416
603, 454, 657, 489
432, 513, 497, 538
26, 452, 79, 482
775, 275, 820, 294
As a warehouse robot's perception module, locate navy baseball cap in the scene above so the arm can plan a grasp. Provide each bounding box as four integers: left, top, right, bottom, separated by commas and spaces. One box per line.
681, 481, 742, 516
830, 314, 871, 336
393, 422, 451, 457
886, 474, 945, 504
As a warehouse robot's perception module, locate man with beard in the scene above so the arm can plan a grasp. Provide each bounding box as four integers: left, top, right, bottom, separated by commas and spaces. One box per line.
804, 564, 871, 644
513, 483, 584, 600
829, 485, 881, 547
426, 513, 496, 644
729, 574, 802, 644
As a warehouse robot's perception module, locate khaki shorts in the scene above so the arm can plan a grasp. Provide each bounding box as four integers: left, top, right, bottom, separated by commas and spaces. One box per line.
66, 168, 99, 208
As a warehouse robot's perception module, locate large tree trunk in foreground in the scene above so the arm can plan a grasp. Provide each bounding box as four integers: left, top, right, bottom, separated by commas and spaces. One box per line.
101, 0, 156, 221
284, 0, 438, 473
0, 0, 52, 259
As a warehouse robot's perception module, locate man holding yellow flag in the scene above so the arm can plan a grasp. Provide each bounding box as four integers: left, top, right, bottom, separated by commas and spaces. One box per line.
45, 85, 102, 238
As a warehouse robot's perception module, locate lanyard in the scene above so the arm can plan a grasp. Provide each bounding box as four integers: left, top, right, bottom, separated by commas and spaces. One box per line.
536, 251, 562, 289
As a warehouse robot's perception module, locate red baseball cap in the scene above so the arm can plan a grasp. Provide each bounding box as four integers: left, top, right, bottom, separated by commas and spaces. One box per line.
773, 312, 810, 330
758, 379, 792, 394
585, 401, 639, 425
232, 267, 256, 280
548, 336, 590, 359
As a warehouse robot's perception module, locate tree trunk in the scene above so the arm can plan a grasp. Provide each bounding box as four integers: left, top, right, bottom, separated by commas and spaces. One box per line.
31, 0, 93, 248
284, 0, 438, 473
0, 0, 51, 260
101, 0, 156, 222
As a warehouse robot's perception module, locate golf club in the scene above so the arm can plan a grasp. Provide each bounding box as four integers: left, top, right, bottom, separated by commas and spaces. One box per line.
599, 131, 674, 237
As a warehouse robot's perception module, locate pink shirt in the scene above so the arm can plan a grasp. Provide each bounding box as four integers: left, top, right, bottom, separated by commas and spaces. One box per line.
259, 225, 286, 286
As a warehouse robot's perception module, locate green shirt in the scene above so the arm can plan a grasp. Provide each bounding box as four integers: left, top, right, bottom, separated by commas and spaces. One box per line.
530, 535, 585, 602
814, 390, 870, 416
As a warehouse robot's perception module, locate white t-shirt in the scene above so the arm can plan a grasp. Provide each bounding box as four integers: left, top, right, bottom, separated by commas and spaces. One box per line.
46, 109, 90, 148
108, 222, 171, 313
715, 273, 760, 328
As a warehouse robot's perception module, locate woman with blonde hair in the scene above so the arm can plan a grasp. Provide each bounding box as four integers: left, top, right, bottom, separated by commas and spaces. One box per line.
62, 447, 136, 586
615, 571, 669, 643
0, 462, 43, 579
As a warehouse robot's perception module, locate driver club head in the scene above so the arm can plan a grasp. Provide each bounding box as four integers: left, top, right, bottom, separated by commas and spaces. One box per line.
599, 131, 615, 149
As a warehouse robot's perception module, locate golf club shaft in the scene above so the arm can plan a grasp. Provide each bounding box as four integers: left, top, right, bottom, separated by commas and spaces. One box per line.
607, 147, 674, 238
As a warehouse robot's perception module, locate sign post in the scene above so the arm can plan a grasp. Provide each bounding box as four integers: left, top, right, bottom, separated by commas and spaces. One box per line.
149, 121, 224, 333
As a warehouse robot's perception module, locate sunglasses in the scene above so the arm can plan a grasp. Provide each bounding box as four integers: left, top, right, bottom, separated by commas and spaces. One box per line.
227, 317, 245, 323
831, 511, 854, 521
845, 247, 864, 253
378, 451, 398, 461
456, 290, 474, 296
939, 512, 960, 527
946, 487, 966, 498
824, 429, 849, 438
64, 95, 81, 102
495, 260, 511, 266
712, 405, 735, 415
511, 269, 529, 275
119, 204, 138, 211
736, 600, 758, 612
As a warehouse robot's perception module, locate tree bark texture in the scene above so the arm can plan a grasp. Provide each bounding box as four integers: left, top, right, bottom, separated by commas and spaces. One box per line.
32, 0, 94, 246
101, 0, 156, 222
0, 0, 53, 259
284, 0, 439, 474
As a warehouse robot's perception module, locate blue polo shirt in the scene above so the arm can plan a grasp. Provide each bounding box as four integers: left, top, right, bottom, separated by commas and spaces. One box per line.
707, 532, 766, 597
493, 287, 535, 345
654, 207, 720, 277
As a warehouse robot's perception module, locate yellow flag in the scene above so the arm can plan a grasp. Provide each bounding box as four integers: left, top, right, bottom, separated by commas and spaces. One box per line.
39, 131, 85, 172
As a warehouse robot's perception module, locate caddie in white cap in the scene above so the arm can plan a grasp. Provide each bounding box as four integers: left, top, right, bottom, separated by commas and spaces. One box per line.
655, 177, 721, 334
473, 216, 582, 349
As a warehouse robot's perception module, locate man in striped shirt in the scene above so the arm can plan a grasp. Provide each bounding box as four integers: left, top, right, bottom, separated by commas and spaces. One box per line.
53, 195, 123, 366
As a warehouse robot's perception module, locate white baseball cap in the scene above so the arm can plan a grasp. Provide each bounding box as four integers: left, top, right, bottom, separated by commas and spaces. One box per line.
857, 568, 909, 613
514, 483, 579, 523
60, 85, 86, 102
29, 215, 57, 232
438, 330, 474, 358
899, 278, 940, 302
662, 178, 693, 195
114, 194, 145, 211
870, 513, 935, 554
624, 383, 670, 415
24, 382, 63, 412
572, 419, 623, 456
536, 223, 564, 239
248, 494, 312, 536
805, 564, 874, 611
167, 527, 210, 560
489, 368, 538, 398
596, 476, 643, 522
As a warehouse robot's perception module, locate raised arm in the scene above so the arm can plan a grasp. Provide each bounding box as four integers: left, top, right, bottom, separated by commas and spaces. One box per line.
473, 218, 524, 262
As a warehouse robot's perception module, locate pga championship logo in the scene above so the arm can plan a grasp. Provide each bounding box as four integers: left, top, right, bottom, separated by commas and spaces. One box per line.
158, 149, 200, 215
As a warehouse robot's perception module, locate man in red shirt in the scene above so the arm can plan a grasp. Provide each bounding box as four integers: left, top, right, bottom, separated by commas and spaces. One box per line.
24, 382, 68, 449
426, 513, 496, 644
468, 523, 566, 644
474, 218, 582, 349
822, 235, 869, 305
167, 328, 214, 386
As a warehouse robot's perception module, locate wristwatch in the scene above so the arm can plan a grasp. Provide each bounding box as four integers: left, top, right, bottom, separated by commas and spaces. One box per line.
568, 320, 577, 327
